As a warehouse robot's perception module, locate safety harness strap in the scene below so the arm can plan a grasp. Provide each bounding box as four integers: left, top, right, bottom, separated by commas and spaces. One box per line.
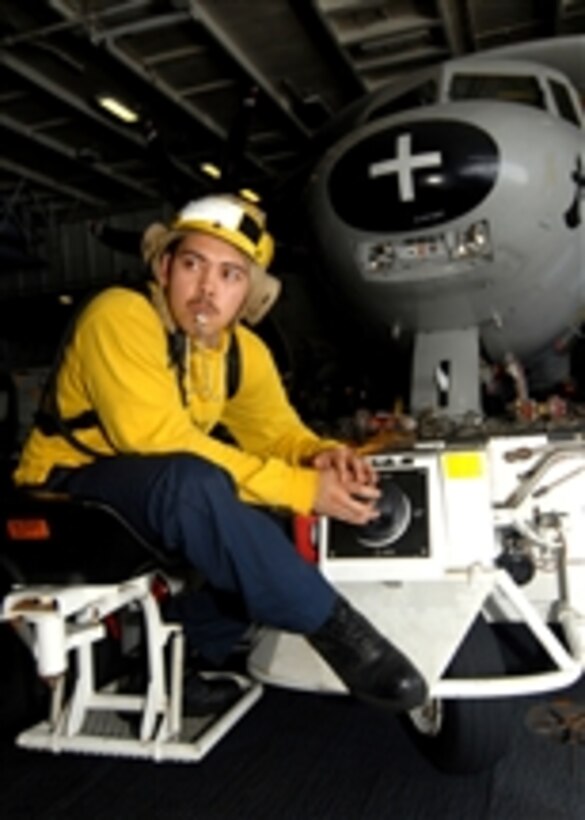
34, 286, 241, 458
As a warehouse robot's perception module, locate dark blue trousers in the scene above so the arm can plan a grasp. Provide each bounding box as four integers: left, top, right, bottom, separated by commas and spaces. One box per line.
47, 454, 335, 662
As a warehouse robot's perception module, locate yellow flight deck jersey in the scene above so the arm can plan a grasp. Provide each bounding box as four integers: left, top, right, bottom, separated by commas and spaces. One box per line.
15, 287, 337, 514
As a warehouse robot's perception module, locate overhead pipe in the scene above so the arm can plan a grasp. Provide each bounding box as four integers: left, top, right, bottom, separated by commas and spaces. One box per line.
0, 157, 105, 207
0, 114, 156, 199
88, 11, 192, 43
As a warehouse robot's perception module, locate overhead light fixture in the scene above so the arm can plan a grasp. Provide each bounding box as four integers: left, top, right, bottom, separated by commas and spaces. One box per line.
58, 294, 73, 305
200, 162, 222, 179
239, 188, 261, 203
96, 94, 139, 124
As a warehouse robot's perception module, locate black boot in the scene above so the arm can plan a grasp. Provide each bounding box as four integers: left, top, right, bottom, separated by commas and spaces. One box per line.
308, 596, 428, 712
182, 670, 242, 717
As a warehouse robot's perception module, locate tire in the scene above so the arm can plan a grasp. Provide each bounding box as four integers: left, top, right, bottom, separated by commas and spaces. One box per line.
0, 623, 48, 739
1, 544, 50, 738
401, 615, 515, 774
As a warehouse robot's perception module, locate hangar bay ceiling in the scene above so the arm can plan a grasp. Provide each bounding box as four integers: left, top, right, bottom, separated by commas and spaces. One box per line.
0, 0, 584, 306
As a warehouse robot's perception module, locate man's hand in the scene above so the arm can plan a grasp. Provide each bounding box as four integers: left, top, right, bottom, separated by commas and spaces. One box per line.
313, 468, 380, 525
311, 445, 377, 488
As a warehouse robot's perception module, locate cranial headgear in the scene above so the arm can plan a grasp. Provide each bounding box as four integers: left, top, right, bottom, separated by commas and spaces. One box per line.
142, 194, 281, 325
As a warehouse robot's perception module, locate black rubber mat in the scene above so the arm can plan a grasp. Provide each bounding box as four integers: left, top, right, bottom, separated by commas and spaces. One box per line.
1, 678, 584, 820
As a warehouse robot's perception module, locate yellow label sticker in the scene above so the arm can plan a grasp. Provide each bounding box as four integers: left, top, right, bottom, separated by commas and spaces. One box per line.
441, 452, 484, 479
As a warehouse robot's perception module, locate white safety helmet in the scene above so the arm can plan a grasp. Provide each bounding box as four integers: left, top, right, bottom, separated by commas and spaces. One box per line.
142, 194, 281, 325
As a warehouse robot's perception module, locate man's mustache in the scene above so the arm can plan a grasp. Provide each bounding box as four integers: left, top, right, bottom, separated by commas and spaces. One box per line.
188, 298, 219, 315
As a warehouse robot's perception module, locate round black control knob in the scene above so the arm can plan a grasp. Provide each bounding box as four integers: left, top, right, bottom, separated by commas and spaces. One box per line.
357, 479, 411, 549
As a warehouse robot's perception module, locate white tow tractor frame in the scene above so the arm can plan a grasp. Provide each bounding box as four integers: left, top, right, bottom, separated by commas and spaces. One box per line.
248, 431, 585, 770
1, 573, 263, 763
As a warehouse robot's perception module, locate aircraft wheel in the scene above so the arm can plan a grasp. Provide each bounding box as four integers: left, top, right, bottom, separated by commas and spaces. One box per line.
401, 616, 515, 774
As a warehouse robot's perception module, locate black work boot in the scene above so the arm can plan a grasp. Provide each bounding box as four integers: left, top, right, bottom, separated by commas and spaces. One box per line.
182, 670, 242, 717
308, 596, 428, 712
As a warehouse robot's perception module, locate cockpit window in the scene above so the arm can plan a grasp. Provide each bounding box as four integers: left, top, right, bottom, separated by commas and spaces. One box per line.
366, 80, 438, 121
548, 78, 581, 126
449, 73, 545, 110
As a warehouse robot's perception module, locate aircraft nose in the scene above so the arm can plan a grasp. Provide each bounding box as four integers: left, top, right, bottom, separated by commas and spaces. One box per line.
328, 119, 500, 232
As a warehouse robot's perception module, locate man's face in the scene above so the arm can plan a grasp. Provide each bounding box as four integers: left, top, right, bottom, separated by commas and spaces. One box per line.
158, 232, 251, 344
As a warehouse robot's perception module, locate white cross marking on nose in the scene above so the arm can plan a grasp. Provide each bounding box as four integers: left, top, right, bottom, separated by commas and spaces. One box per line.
368, 133, 442, 202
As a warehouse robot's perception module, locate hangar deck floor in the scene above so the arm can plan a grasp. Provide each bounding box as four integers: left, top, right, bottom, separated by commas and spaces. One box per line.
1, 678, 584, 820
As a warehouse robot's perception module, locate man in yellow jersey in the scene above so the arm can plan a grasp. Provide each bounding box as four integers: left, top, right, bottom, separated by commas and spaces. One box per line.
14, 194, 427, 714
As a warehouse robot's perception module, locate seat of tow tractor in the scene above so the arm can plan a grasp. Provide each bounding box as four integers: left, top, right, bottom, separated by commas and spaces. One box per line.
0, 489, 184, 587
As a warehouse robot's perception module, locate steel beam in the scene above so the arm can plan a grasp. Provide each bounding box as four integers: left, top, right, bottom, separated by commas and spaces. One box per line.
0, 157, 105, 206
